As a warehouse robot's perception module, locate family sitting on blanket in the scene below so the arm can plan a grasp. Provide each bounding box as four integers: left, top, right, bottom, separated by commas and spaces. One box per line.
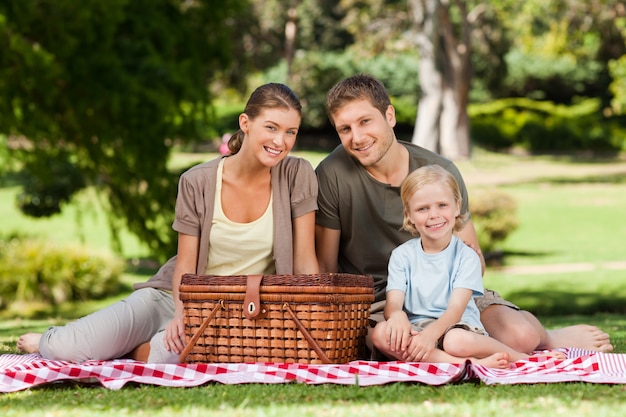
18, 75, 613, 366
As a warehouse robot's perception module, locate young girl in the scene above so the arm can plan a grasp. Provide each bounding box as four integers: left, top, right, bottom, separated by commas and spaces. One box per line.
370, 165, 564, 368
18, 83, 319, 363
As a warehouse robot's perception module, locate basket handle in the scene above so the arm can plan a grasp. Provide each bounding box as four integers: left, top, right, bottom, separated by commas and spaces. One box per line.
179, 300, 224, 363
283, 303, 331, 364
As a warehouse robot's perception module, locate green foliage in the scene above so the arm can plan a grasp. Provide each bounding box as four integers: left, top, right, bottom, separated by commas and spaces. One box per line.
271, 50, 420, 128
470, 98, 626, 152
503, 49, 605, 101
609, 55, 626, 115
16, 155, 85, 217
469, 189, 519, 256
0, 0, 247, 261
494, 0, 625, 103
0, 135, 12, 180
0, 237, 124, 312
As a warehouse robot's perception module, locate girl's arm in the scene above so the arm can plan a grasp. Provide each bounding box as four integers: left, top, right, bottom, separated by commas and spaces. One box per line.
402, 288, 472, 361
384, 289, 412, 353
292, 211, 319, 274
420, 287, 472, 345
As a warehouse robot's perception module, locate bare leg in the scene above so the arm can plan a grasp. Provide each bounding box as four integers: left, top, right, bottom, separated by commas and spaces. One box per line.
480, 305, 541, 354
372, 324, 511, 369
422, 348, 510, 369
443, 328, 532, 362
376, 340, 510, 369
17, 333, 42, 354
482, 305, 613, 353
127, 341, 151, 362
516, 311, 613, 352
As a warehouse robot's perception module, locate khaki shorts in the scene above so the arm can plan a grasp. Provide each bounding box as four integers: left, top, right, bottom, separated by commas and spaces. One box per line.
474, 288, 520, 312
410, 319, 486, 349
366, 301, 489, 360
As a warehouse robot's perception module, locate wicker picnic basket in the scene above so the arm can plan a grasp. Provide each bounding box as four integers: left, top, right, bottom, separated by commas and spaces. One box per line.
178, 273, 374, 364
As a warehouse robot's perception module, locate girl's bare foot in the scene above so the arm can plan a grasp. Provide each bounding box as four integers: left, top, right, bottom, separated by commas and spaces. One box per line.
546, 325, 613, 352
17, 333, 42, 354
473, 352, 510, 369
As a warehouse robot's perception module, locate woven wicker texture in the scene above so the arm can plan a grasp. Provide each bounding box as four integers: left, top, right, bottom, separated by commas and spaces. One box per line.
179, 273, 374, 364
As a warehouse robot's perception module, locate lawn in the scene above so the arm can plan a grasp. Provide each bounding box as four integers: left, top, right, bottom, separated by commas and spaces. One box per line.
1, 148, 626, 416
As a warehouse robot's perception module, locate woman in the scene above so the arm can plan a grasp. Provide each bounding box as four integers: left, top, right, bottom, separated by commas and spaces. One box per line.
17, 83, 319, 363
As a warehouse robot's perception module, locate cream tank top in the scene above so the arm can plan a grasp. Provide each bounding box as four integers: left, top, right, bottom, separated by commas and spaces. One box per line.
206, 158, 275, 275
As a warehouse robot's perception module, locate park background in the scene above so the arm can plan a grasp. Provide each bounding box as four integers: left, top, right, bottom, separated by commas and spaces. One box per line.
1, 1, 626, 416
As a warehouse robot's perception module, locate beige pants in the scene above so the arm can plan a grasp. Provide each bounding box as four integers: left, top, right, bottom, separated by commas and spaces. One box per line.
39, 288, 178, 363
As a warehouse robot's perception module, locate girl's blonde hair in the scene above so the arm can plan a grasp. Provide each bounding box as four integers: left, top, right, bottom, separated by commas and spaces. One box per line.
227, 83, 302, 155
400, 165, 469, 236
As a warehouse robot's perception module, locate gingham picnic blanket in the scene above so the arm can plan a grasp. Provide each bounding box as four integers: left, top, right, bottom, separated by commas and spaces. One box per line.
1, 348, 625, 392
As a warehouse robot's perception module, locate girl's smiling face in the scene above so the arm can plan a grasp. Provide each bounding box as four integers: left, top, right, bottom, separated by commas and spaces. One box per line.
405, 182, 461, 250
239, 107, 300, 167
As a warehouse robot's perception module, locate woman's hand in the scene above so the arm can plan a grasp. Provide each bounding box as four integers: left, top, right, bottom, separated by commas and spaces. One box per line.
164, 314, 186, 354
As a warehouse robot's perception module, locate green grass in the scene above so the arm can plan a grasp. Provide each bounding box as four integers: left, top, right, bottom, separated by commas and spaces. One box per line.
0, 186, 150, 260
497, 183, 626, 265
2, 381, 626, 417
2, 148, 626, 416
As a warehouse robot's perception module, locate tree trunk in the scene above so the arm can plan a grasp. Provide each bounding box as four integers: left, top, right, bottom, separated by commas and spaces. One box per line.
410, 0, 471, 160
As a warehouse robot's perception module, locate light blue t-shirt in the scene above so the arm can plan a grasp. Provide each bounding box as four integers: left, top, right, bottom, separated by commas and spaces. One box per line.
386, 235, 484, 329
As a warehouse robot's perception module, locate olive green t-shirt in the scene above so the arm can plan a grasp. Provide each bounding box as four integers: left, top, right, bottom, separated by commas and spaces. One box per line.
315, 141, 469, 302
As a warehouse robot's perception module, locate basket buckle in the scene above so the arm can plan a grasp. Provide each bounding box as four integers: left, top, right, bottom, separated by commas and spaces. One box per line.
243, 274, 267, 319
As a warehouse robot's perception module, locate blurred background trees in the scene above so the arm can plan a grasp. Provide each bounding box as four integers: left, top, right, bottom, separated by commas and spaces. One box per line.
1, 0, 625, 261
0, 0, 248, 259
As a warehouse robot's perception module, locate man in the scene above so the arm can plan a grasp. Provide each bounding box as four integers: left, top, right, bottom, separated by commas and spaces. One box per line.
315, 74, 613, 355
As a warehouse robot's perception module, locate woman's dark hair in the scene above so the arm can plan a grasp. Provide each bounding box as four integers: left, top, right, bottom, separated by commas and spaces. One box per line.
228, 83, 302, 155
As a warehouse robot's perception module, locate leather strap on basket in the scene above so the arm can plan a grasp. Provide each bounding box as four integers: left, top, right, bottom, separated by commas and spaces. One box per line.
178, 300, 224, 363
243, 274, 266, 319
283, 303, 331, 364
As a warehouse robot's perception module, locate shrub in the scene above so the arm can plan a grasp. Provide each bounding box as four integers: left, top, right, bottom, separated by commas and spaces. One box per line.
470, 98, 626, 152
0, 238, 124, 310
469, 189, 519, 260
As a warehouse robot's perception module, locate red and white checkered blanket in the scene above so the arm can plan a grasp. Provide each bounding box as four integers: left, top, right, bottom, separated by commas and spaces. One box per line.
1, 348, 625, 392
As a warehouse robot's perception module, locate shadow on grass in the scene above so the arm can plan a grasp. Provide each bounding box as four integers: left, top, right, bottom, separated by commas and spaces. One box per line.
506, 290, 626, 316
485, 249, 558, 266
528, 171, 626, 186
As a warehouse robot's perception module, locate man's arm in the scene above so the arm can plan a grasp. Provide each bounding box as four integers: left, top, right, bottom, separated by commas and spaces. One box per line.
455, 219, 486, 275
315, 224, 340, 273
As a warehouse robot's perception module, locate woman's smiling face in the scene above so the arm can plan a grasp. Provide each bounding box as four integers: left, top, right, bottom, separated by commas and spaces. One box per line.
239, 107, 301, 166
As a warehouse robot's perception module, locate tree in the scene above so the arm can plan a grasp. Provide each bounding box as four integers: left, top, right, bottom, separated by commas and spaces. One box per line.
0, 0, 247, 260
498, 0, 626, 104
408, 0, 475, 160
331, 0, 502, 160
